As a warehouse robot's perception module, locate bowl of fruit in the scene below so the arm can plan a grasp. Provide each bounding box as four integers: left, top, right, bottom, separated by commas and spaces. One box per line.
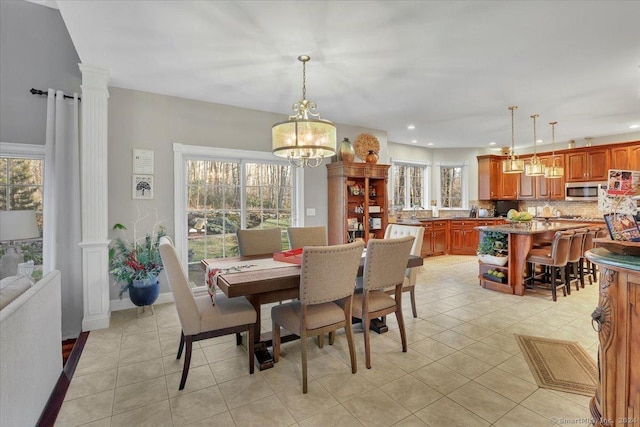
506, 209, 534, 229
483, 269, 508, 283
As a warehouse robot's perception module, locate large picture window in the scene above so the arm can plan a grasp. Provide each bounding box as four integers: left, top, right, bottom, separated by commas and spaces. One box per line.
391, 162, 428, 210
175, 144, 299, 285
438, 163, 468, 209
0, 147, 45, 272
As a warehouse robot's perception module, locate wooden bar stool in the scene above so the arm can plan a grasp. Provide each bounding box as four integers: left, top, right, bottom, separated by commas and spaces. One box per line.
526, 230, 573, 301
580, 226, 600, 285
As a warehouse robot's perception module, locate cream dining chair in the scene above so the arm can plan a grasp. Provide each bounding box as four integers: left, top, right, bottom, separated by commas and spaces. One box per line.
236, 228, 282, 256
158, 236, 257, 390
286, 226, 327, 249
339, 235, 414, 369
271, 240, 365, 393
383, 224, 424, 317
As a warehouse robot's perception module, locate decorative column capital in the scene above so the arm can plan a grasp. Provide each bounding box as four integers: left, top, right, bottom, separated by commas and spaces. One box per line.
79, 63, 111, 90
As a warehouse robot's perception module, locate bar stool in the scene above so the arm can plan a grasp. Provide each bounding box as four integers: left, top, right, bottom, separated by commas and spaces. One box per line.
566, 228, 587, 291
526, 230, 573, 301
580, 226, 599, 285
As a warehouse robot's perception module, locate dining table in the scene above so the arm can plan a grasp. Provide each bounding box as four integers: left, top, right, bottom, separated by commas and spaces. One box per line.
201, 253, 424, 370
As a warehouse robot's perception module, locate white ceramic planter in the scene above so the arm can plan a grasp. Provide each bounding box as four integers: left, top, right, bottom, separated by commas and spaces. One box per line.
478, 254, 508, 266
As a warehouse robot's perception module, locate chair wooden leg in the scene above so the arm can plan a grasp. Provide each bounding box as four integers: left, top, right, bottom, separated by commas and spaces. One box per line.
410, 288, 417, 318
397, 307, 407, 353
272, 322, 281, 363
301, 331, 308, 394
560, 267, 567, 297
363, 313, 372, 369
317, 334, 324, 348
344, 307, 357, 374
328, 331, 335, 345
236, 332, 242, 345
179, 335, 193, 390
247, 325, 255, 374
551, 268, 558, 301
177, 331, 185, 360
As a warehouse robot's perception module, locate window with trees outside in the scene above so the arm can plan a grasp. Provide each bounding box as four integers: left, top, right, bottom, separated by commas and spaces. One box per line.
185, 158, 293, 284
440, 165, 465, 208
391, 162, 428, 209
0, 156, 44, 272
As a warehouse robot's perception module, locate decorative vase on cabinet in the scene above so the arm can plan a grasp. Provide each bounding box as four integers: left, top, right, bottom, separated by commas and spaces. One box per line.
338, 137, 355, 162
365, 150, 378, 164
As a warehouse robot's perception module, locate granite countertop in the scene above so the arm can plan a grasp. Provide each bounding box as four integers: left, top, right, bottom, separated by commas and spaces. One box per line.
395, 217, 505, 225
476, 221, 594, 234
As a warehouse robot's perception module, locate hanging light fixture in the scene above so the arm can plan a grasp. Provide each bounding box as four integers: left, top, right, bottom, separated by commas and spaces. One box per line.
503, 106, 525, 174
525, 114, 545, 176
272, 55, 336, 168
544, 121, 564, 179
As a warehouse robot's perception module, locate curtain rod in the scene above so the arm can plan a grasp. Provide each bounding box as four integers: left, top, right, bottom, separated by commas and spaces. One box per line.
30, 88, 81, 101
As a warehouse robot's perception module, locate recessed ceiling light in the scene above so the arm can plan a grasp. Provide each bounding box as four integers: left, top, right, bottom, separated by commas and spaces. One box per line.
427, 142, 434, 146
489, 141, 496, 146
536, 139, 543, 143
630, 124, 639, 129
407, 125, 415, 130
411, 139, 418, 143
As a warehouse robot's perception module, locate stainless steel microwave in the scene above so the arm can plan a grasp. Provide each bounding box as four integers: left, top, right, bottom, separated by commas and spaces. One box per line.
565, 181, 606, 201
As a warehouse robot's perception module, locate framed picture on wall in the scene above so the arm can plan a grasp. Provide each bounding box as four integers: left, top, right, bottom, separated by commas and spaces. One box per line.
132, 175, 154, 199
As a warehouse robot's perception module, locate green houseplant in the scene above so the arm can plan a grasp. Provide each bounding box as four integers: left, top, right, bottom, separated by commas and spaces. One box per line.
477, 230, 508, 266
109, 222, 166, 303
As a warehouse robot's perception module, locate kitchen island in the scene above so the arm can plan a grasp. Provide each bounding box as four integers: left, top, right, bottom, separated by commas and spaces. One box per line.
476, 221, 594, 295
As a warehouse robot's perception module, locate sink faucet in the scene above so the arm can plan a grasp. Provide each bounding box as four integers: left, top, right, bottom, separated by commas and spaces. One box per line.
411, 204, 421, 220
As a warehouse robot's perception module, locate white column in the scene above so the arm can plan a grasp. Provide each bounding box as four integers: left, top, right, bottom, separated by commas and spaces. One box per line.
79, 64, 111, 331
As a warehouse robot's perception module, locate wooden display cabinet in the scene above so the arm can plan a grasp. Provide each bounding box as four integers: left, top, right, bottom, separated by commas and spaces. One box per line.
327, 162, 390, 245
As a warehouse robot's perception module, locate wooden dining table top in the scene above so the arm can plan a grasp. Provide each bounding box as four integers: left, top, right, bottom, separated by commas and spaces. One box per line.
201, 254, 424, 299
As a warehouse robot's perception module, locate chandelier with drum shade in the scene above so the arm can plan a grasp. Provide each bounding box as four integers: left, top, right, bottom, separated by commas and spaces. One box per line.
502, 106, 525, 174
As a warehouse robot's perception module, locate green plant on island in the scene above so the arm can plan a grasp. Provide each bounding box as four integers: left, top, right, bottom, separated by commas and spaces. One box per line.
477, 230, 508, 256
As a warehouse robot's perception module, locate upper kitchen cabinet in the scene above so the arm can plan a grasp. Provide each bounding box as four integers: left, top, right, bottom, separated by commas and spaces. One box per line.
610, 142, 640, 170
565, 148, 609, 182
518, 154, 565, 200
478, 155, 518, 200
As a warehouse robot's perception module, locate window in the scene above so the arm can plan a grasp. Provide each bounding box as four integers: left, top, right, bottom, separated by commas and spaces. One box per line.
391, 162, 428, 209
438, 163, 468, 209
175, 144, 300, 285
0, 144, 45, 270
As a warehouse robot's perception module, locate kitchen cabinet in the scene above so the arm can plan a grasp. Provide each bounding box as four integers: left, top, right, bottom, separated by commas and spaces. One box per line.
327, 162, 389, 245
519, 154, 564, 200
566, 149, 609, 182
478, 155, 518, 200
449, 219, 480, 255
420, 220, 448, 257
610, 143, 640, 171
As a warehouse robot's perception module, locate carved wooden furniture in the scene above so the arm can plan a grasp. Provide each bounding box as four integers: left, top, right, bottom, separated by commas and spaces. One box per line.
586, 246, 640, 427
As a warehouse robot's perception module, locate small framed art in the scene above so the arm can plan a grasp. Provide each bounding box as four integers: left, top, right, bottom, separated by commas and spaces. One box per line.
133, 175, 154, 199
603, 213, 640, 242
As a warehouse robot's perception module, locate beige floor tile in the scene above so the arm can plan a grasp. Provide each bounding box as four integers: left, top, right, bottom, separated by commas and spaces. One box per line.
380, 374, 443, 412
357, 353, 408, 387
112, 376, 168, 415
117, 341, 163, 366
459, 341, 513, 366
218, 374, 275, 409
451, 322, 495, 340
305, 352, 353, 379
411, 361, 470, 395
82, 335, 122, 359
262, 357, 305, 392
391, 415, 429, 426
162, 348, 208, 375
410, 337, 457, 361
406, 319, 449, 337
474, 367, 538, 403
277, 379, 340, 422
122, 315, 159, 335
447, 381, 517, 423
342, 389, 411, 427
414, 397, 490, 427
493, 404, 552, 427
169, 385, 228, 426
110, 400, 172, 427
74, 417, 111, 427
120, 330, 159, 348
317, 371, 376, 403
201, 339, 248, 363
495, 354, 538, 384
378, 348, 432, 373
209, 354, 254, 383
437, 351, 493, 379
229, 395, 296, 427
116, 356, 165, 387
166, 364, 216, 398
430, 330, 476, 350
64, 368, 117, 401
298, 404, 363, 427
74, 351, 119, 377
55, 389, 114, 427
183, 410, 236, 427
420, 313, 465, 329
520, 389, 591, 421
480, 332, 522, 355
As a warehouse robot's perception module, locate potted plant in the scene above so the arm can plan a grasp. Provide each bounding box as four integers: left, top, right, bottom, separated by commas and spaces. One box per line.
477, 230, 508, 266
109, 222, 166, 306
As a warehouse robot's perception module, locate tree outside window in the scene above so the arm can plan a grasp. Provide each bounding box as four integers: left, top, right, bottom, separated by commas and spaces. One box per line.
392, 163, 428, 209
440, 166, 463, 208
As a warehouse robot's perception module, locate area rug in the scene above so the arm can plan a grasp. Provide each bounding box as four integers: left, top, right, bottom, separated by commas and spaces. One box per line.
515, 334, 598, 396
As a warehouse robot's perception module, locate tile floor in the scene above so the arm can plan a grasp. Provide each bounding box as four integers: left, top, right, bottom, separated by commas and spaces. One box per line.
56, 255, 600, 426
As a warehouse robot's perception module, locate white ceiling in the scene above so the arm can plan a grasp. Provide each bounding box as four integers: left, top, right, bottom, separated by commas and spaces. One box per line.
52, 0, 640, 149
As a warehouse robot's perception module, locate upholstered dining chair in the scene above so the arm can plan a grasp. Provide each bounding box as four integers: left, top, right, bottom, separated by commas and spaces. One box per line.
236, 228, 282, 256
158, 237, 257, 390
383, 224, 424, 317
271, 240, 365, 393
340, 235, 414, 369
566, 228, 588, 290
286, 226, 327, 249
